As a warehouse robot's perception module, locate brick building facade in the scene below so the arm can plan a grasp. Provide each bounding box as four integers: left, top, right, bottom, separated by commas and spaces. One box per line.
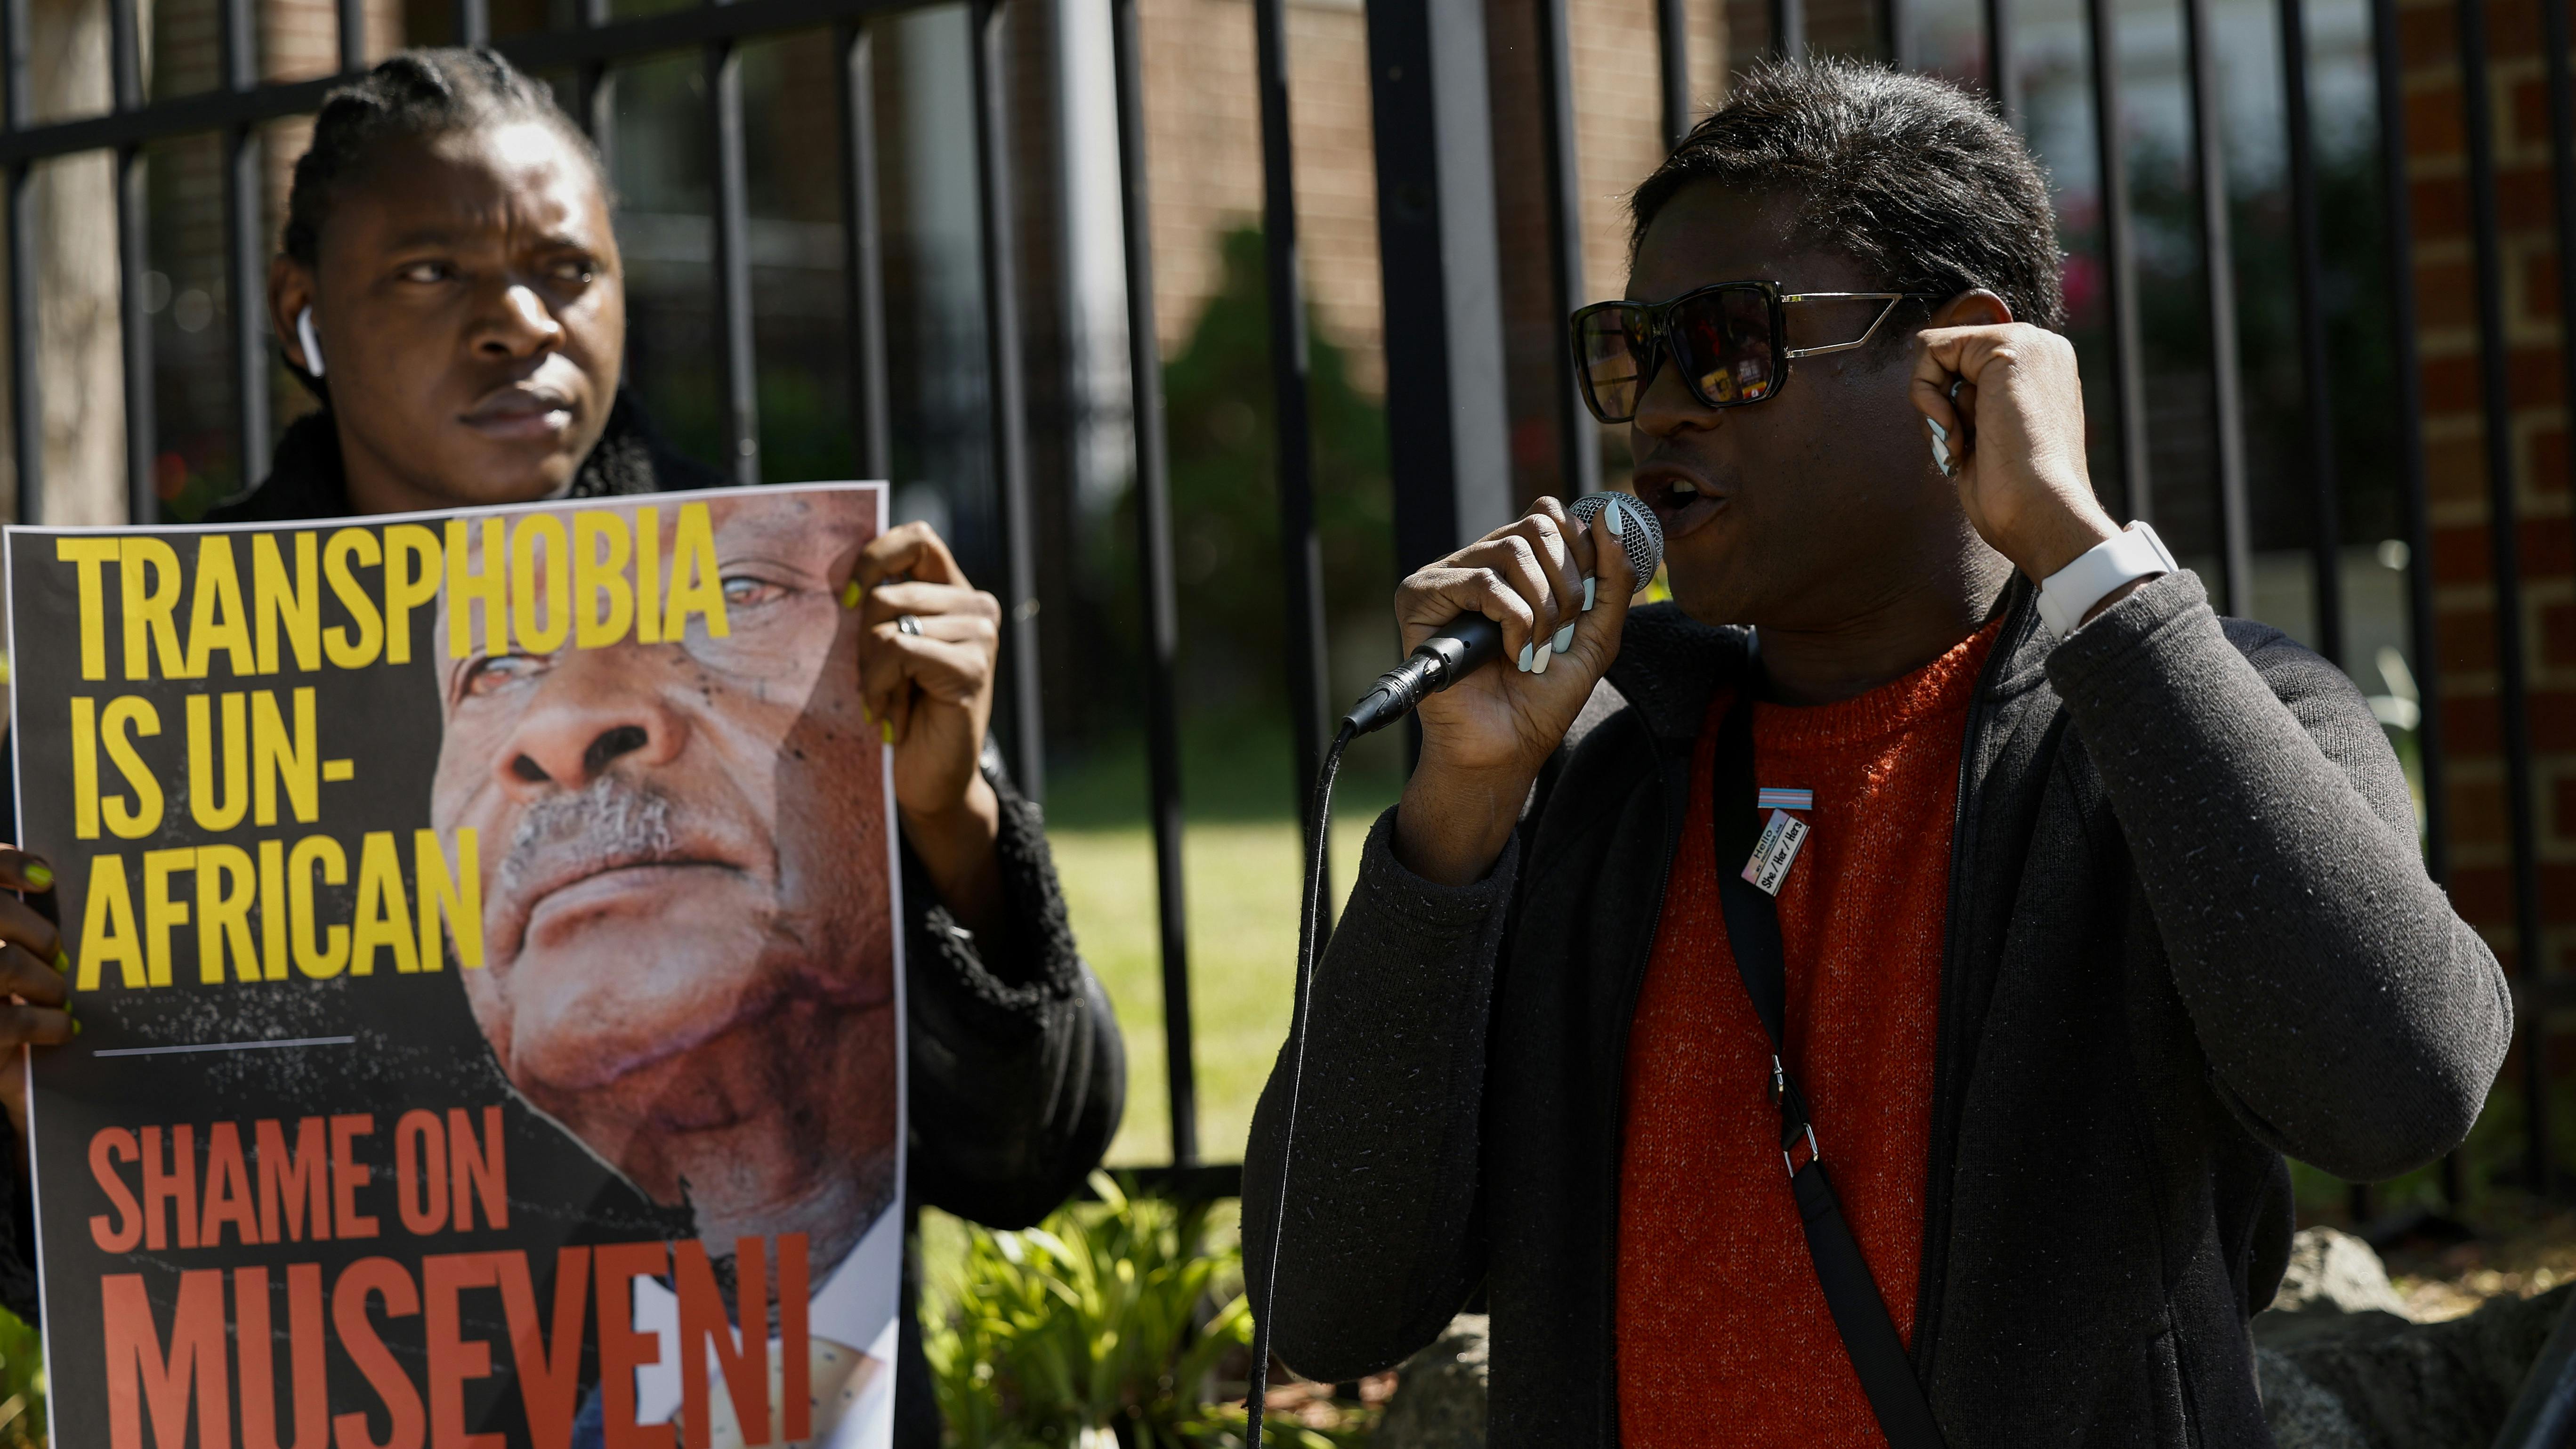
2400, 0, 2574, 1007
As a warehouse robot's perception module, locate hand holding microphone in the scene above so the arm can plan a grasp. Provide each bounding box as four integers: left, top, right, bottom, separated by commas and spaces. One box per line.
1378, 493, 1663, 888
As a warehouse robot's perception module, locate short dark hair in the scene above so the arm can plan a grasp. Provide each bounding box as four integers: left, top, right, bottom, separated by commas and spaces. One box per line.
1630, 57, 2066, 332
282, 47, 604, 268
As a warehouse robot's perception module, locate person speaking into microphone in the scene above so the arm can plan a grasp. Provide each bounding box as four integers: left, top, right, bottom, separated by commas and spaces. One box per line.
1243, 56, 2507, 1449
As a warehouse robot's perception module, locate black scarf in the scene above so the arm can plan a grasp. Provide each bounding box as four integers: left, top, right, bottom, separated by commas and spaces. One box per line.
202, 387, 724, 525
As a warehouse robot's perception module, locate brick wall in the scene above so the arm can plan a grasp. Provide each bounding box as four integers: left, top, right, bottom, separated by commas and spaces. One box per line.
2399, 0, 2576, 984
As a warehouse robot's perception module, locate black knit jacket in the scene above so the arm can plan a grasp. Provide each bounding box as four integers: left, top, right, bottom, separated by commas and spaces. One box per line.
4, 398, 1126, 1449
1244, 571, 2510, 1447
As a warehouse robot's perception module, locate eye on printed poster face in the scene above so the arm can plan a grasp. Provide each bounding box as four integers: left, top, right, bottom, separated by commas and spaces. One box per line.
4, 482, 904, 1449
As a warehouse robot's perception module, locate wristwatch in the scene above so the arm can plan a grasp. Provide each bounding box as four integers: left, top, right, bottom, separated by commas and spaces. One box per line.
2035, 520, 2176, 638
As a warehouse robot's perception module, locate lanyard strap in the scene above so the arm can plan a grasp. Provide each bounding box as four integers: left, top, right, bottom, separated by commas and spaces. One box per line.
1711, 689, 1949, 1449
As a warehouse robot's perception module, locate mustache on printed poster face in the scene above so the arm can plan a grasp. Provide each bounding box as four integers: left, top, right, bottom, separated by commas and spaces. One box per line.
488, 776, 752, 962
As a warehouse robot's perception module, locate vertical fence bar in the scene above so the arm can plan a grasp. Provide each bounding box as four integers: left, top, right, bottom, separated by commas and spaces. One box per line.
112, 0, 152, 524
2181, 0, 2252, 611
2543, 0, 2576, 535
578, 0, 614, 168
1886, 0, 1906, 66
2457, 0, 2551, 1198
1252, 0, 1332, 869
2087, 0, 2148, 520
1771, 0, 1804, 55
1657, 0, 1689, 147
3, 0, 34, 523
456, 0, 490, 47
1534, 0, 1598, 502
221, 0, 270, 490
707, 40, 759, 486
1109, 0, 1197, 1167
2369, 0, 2457, 1205
2279, 0, 2342, 668
836, 21, 891, 480
971, 0, 1045, 797
338, 0, 365, 70
1985, 0, 2013, 119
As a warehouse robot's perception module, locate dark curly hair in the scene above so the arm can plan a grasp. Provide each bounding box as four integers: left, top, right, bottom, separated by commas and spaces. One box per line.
282, 46, 603, 268
1630, 57, 2066, 333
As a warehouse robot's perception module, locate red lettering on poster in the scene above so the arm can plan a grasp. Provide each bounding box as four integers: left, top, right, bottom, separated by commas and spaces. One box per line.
236, 1263, 328, 1449
593, 1241, 673, 1449
255, 1119, 331, 1246
330, 1258, 422, 1449
89, 1128, 141, 1252
421, 1253, 506, 1449
102, 1268, 230, 1449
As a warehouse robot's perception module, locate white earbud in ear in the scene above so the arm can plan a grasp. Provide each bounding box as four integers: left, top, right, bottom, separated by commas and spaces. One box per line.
296, 306, 325, 378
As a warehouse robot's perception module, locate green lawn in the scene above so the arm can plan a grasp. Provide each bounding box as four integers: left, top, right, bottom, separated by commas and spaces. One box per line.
1048, 787, 1397, 1168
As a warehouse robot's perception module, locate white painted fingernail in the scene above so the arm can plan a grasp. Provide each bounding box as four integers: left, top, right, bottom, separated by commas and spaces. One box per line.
1553, 622, 1575, 653
1532, 640, 1552, 673
1606, 500, 1626, 537
1930, 433, 1953, 472
1583, 575, 1597, 611
1518, 641, 1535, 672
1926, 416, 1949, 443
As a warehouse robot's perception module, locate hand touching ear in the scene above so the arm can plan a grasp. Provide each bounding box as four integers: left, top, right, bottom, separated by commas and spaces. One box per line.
1909, 291, 2121, 583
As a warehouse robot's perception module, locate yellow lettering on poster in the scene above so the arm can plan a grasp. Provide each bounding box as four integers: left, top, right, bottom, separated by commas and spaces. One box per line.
186, 693, 249, 833
289, 836, 348, 979
252, 688, 318, 826
351, 831, 417, 976
99, 696, 162, 840
141, 848, 193, 988
70, 697, 99, 841
511, 514, 570, 655
383, 525, 443, 666
195, 844, 258, 985
253, 532, 322, 674
183, 537, 255, 679
258, 839, 288, 982
323, 529, 384, 670
445, 517, 508, 660
415, 829, 481, 971
573, 510, 634, 648
662, 502, 730, 641
76, 854, 143, 990
120, 538, 187, 681
57, 537, 120, 681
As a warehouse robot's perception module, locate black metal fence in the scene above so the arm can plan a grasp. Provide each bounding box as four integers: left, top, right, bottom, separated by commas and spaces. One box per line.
1, 0, 2572, 1206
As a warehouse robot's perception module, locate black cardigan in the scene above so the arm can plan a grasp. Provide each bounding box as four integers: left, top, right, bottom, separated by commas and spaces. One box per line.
1245, 573, 2508, 1447
8, 399, 1125, 1449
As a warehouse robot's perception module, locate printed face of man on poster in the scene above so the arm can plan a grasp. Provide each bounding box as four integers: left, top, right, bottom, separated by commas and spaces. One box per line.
428, 491, 899, 1275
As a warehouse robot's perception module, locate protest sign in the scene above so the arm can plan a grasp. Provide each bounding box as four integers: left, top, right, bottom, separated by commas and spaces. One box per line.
6, 482, 905, 1449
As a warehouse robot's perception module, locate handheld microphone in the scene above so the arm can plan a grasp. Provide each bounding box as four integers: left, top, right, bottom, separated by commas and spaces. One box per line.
1340, 492, 1665, 737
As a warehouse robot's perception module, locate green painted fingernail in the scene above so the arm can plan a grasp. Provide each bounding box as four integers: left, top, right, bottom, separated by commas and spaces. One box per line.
71, 1019, 81, 1036
880, 720, 894, 745
23, 864, 50, 889
52, 951, 66, 973
840, 581, 862, 609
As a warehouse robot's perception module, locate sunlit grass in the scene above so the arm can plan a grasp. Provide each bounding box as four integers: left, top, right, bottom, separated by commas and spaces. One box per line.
1049, 788, 1395, 1169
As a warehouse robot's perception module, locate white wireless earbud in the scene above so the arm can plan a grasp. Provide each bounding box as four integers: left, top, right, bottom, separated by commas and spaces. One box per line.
296, 306, 325, 378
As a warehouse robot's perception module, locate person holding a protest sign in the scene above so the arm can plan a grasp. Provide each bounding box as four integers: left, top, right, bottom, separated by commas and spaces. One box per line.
0, 46, 1121, 1449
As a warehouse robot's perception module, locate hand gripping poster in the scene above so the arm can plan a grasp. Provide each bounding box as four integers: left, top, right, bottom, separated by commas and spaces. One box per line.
4, 483, 904, 1449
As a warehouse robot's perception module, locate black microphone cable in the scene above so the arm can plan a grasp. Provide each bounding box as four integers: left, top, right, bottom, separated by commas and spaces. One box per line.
1241, 494, 1655, 1444
1246, 714, 1353, 1449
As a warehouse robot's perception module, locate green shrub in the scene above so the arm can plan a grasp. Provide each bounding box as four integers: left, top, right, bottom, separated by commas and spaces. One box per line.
0, 1308, 44, 1449
922, 1174, 1355, 1449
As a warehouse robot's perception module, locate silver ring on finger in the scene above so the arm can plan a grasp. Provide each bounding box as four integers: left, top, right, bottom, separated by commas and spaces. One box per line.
896, 614, 923, 637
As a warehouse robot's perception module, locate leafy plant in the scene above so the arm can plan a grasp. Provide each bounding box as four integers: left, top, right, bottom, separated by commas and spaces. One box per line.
0, 1308, 46, 1449
922, 1174, 1352, 1449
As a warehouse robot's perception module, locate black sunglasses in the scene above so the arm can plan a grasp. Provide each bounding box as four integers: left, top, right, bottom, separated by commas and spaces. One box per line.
1569, 281, 1947, 424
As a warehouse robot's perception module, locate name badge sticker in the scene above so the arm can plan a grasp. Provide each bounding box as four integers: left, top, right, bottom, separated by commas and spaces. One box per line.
1741, 808, 1811, 896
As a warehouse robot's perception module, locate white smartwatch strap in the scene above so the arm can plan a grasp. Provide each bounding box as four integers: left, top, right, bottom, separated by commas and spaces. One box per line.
2035, 520, 2176, 638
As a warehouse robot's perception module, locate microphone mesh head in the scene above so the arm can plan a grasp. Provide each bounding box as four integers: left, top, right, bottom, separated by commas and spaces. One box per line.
1567, 492, 1664, 586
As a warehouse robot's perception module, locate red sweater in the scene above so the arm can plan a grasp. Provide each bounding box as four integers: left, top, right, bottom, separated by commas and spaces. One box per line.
1615, 622, 2000, 1446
